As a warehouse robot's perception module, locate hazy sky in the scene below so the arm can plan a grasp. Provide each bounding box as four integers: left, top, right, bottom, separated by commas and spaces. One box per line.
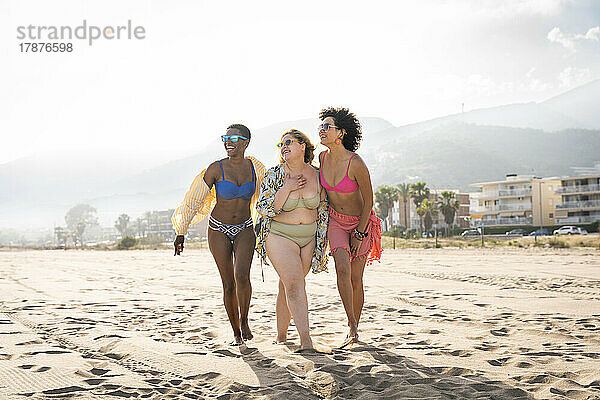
2, 0, 599, 165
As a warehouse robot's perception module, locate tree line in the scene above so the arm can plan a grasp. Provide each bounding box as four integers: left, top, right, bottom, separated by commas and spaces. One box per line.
374, 182, 461, 236
53, 204, 168, 247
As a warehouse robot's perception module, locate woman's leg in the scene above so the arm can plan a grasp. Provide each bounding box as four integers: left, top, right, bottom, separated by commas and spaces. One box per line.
208, 229, 241, 344
332, 248, 358, 341
350, 257, 368, 325
232, 226, 255, 340
266, 234, 313, 349
275, 239, 315, 342
276, 279, 291, 342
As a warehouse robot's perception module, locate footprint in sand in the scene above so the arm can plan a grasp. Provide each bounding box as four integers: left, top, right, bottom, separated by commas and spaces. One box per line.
448, 350, 472, 357
487, 356, 511, 366
490, 327, 510, 336
15, 339, 44, 346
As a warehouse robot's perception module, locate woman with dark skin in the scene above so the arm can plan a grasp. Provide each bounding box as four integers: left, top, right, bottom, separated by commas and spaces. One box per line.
172, 124, 266, 345
317, 108, 382, 347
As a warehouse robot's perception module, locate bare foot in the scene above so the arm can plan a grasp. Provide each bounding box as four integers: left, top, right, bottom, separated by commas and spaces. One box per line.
276, 332, 287, 343
295, 345, 331, 354
338, 327, 358, 349
241, 323, 253, 341
294, 347, 316, 353
232, 335, 244, 346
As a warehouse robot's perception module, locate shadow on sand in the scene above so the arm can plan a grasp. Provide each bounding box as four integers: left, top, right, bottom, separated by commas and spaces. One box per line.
237, 341, 532, 399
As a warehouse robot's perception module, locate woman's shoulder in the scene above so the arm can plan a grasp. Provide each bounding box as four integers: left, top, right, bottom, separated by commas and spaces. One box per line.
348, 152, 369, 177
308, 163, 320, 175
205, 160, 224, 174
349, 152, 366, 165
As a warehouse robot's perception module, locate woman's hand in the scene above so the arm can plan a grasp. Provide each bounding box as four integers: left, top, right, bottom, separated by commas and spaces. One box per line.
174, 235, 185, 256
350, 234, 362, 258
281, 173, 306, 193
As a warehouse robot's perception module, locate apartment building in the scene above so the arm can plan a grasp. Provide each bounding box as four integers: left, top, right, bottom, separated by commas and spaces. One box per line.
554, 173, 600, 225
146, 209, 176, 239
469, 174, 561, 227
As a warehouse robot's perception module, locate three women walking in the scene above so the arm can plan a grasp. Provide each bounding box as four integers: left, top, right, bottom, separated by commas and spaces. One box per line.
172, 109, 381, 348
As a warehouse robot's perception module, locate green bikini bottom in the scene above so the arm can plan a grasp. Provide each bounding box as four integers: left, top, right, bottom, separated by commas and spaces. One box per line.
270, 220, 317, 248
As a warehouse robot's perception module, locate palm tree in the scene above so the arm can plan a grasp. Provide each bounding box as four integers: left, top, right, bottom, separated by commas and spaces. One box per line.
417, 198, 438, 232
375, 185, 399, 232
409, 182, 430, 232
397, 183, 411, 230
437, 191, 460, 237
134, 217, 147, 238
115, 214, 130, 237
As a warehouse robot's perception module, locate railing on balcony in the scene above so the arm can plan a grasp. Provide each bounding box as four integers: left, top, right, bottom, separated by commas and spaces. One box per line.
555, 215, 600, 224
499, 204, 532, 211
470, 191, 499, 199
498, 189, 532, 197
556, 200, 600, 209
555, 184, 600, 194
471, 204, 532, 213
472, 217, 532, 227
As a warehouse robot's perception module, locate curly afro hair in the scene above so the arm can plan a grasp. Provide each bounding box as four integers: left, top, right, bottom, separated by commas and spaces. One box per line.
319, 107, 362, 151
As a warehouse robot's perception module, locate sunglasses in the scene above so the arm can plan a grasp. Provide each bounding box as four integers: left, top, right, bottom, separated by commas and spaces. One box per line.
318, 122, 338, 132
276, 138, 301, 148
221, 134, 248, 143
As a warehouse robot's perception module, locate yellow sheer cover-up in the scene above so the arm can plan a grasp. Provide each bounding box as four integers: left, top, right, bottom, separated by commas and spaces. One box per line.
171, 156, 266, 236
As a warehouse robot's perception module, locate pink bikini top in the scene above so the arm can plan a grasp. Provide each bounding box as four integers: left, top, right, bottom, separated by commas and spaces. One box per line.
319, 151, 359, 193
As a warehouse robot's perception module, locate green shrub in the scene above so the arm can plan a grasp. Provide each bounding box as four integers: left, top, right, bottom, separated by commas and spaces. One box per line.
548, 238, 569, 248
117, 236, 138, 250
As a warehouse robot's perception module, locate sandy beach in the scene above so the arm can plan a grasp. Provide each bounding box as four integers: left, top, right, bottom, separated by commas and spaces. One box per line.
0, 247, 599, 399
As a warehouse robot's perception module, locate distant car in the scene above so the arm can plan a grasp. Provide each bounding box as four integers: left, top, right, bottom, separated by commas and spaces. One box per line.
578, 228, 588, 235
506, 229, 526, 236
461, 229, 481, 237
529, 229, 550, 236
553, 226, 580, 235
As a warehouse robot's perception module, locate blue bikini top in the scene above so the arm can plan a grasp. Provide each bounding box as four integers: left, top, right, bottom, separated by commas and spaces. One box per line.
214, 160, 256, 200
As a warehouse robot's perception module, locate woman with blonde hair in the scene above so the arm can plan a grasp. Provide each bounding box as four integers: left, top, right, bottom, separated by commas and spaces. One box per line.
256, 129, 329, 350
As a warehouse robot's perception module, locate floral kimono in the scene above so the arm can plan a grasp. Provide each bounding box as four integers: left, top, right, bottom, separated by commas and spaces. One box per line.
255, 163, 329, 273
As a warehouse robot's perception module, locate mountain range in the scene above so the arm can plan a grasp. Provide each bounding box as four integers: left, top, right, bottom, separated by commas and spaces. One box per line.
1, 79, 599, 230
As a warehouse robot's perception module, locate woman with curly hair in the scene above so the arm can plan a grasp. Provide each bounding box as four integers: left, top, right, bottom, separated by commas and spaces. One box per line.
255, 129, 329, 351
317, 107, 382, 347
172, 124, 266, 345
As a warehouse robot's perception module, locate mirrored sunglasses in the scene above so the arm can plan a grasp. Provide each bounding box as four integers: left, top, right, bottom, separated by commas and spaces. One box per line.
221, 134, 248, 143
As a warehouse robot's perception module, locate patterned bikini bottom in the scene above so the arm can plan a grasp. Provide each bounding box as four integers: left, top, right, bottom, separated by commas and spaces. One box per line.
208, 215, 253, 242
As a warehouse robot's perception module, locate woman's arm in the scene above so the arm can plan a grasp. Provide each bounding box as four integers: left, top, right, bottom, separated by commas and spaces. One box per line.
350, 155, 374, 257
172, 162, 217, 236
311, 182, 330, 272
